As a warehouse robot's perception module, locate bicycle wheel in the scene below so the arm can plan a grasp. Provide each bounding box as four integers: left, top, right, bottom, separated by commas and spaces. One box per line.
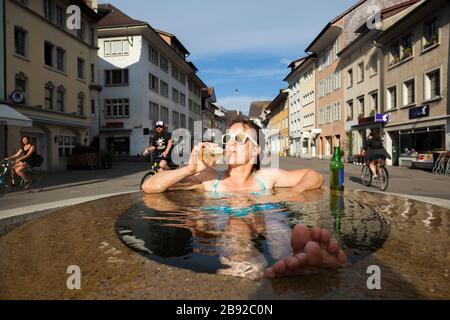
361, 165, 372, 187
0, 173, 12, 197
140, 171, 156, 190
377, 166, 389, 191
28, 170, 48, 193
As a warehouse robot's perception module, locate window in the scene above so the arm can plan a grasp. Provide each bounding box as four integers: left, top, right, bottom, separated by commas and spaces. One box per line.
15, 73, 27, 103
160, 81, 169, 98
90, 28, 95, 47
403, 79, 415, 106
56, 86, 65, 112
105, 69, 129, 86
105, 99, 130, 118
149, 102, 159, 121
44, 0, 53, 21
91, 99, 95, 117
358, 96, 365, 116
56, 47, 65, 72
56, 6, 64, 28
172, 66, 179, 81
44, 42, 54, 67
180, 114, 186, 128
189, 99, 193, 111
334, 38, 340, 60
172, 88, 179, 104
333, 69, 340, 90
424, 18, 439, 49
357, 62, 364, 83
160, 55, 169, 73
347, 69, 353, 88
319, 53, 324, 71
319, 80, 324, 98
189, 118, 194, 133
90, 64, 95, 83
45, 82, 54, 109
77, 21, 85, 40
59, 135, 78, 158
77, 93, 85, 116
325, 47, 331, 67
149, 74, 159, 93
425, 69, 441, 100
390, 34, 413, 65
149, 45, 159, 65
326, 75, 332, 95
14, 27, 27, 56
387, 86, 397, 110
180, 92, 186, 106
161, 106, 169, 124
369, 54, 378, 76
179, 72, 186, 85
325, 105, 332, 123
370, 91, 378, 114
172, 111, 180, 129
346, 100, 354, 121
77, 58, 85, 79
104, 39, 129, 56
333, 102, 341, 121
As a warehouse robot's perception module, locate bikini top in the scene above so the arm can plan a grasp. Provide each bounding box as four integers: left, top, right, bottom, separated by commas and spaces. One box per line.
212, 172, 268, 194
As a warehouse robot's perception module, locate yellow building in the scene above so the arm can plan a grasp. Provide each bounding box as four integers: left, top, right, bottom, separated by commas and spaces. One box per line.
265, 90, 289, 157
2, 0, 101, 171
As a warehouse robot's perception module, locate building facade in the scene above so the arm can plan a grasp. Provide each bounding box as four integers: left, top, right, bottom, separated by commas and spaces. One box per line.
3, 0, 101, 171
377, 0, 450, 165
97, 4, 204, 156
265, 90, 289, 156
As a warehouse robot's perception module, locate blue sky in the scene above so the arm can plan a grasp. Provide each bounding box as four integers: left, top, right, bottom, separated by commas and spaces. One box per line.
104, 0, 357, 114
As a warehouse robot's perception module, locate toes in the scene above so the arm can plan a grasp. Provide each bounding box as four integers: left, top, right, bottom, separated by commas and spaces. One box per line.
304, 241, 322, 267
291, 224, 310, 253
272, 260, 287, 275
320, 229, 331, 247
311, 228, 321, 242
327, 241, 340, 255
264, 268, 277, 279
286, 256, 302, 271
337, 250, 348, 264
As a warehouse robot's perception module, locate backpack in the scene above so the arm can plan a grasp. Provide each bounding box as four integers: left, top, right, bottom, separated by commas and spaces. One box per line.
34, 154, 44, 167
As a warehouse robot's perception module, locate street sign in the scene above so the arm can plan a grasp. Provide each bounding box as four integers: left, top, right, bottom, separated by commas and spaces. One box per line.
375, 113, 390, 123
10, 90, 25, 104
409, 105, 429, 119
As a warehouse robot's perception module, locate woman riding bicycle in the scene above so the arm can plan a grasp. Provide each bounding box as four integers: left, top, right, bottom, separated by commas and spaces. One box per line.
5, 136, 39, 187
363, 131, 391, 180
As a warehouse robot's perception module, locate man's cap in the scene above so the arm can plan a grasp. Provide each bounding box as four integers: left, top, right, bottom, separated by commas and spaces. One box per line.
155, 121, 165, 127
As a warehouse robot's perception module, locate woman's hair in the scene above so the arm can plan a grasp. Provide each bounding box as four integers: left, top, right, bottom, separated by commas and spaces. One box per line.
229, 116, 264, 171
21, 135, 31, 147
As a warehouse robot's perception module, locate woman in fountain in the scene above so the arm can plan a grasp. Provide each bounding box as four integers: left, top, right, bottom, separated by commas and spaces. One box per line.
142, 117, 348, 278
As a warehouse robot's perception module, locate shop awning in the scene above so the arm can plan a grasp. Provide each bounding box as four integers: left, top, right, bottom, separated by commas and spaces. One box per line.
0, 104, 33, 127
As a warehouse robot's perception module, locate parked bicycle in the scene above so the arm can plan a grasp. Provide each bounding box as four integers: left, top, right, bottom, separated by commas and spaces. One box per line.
361, 157, 389, 191
432, 151, 450, 176
0, 159, 47, 197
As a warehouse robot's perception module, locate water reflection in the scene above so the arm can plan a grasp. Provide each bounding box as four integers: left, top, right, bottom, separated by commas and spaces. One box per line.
116, 189, 390, 280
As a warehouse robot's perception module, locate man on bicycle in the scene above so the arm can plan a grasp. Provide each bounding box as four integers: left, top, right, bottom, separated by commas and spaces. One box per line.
143, 121, 173, 171
362, 131, 391, 180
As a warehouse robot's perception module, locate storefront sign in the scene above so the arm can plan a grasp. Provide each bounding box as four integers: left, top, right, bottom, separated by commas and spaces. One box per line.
358, 116, 375, 125
105, 122, 124, 128
409, 105, 429, 120
375, 113, 390, 123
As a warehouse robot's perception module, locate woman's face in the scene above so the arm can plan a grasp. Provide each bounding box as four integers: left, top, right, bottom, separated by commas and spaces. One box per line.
22, 137, 29, 145
225, 123, 259, 167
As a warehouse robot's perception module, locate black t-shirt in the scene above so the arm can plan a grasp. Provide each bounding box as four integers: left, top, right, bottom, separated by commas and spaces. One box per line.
151, 132, 172, 153
365, 138, 383, 150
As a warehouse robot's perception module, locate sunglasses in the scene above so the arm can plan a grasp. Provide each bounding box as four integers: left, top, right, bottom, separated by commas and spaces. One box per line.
222, 133, 258, 146
155, 126, 164, 129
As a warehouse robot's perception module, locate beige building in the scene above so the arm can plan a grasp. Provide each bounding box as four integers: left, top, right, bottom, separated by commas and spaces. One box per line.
340, 1, 421, 161
377, 0, 450, 165
3, 0, 101, 171
264, 90, 289, 156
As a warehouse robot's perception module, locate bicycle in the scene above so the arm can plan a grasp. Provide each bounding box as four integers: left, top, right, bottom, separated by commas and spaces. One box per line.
361, 157, 389, 191
140, 153, 164, 190
0, 159, 48, 197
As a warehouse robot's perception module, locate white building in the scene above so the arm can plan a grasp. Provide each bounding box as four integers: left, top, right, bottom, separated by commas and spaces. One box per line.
97, 4, 203, 155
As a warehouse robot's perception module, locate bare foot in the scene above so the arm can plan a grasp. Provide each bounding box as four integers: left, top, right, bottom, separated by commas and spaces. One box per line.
264, 224, 348, 278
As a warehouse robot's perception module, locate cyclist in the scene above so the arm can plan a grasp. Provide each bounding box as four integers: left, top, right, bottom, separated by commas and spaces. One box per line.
362, 131, 391, 180
143, 121, 174, 171
4, 136, 40, 187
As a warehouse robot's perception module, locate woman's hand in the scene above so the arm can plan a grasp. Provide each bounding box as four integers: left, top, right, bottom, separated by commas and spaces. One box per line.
187, 142, 218, 174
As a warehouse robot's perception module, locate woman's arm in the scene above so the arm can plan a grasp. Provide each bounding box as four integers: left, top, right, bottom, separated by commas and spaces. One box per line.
6, 149, 23, 160
262, 168, 324, 193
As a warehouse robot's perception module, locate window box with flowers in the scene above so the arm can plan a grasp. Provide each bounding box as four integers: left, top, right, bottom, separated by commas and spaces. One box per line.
424, 35, 439, 49
369, 109, 376, 117
401, 47, 413, 60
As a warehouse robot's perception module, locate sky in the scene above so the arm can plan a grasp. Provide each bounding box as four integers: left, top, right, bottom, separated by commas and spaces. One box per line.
104, 0, 357, 114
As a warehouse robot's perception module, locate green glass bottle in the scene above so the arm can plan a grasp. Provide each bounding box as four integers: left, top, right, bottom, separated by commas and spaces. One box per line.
330, 146, 344, 190
330, 189, 344, 232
